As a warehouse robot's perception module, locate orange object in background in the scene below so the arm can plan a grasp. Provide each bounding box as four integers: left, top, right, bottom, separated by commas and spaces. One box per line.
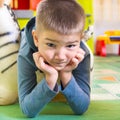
11, 0, 29, 9
30, 0, 41, 10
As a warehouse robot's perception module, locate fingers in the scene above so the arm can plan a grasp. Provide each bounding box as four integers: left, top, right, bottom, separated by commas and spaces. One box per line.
33, 52, 56, 73
75, 48, 85, 62
33, 52, 40, 62
71, 48, 85, 69
75, 52, 84, 62
33, 52, 47, 71
71, 57, 79, 69
78, 48, 85, 55
33, 52, 43, 70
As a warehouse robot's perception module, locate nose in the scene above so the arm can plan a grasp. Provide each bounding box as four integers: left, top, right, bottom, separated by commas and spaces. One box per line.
54, 48, 66, 61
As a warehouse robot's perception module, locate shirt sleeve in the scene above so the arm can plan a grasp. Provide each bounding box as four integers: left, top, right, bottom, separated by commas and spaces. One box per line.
60, 54, 91, 115
17, 40, 58, 117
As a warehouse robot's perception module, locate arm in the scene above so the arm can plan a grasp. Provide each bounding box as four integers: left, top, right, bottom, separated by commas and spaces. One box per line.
32, 52, 58, 90
60, 52, 91, 115
18, 44, 58, 118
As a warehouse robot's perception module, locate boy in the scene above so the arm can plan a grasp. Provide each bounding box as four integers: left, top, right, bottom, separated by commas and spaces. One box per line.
18, 0, 92, 117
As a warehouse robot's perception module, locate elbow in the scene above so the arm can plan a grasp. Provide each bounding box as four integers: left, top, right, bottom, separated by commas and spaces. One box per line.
21, 107, 38, 118
23, 110, 37, 118
20, 102, 38, 118
74, 105, 90, 115
74, 106, 89, 115
72, 99, 90, 115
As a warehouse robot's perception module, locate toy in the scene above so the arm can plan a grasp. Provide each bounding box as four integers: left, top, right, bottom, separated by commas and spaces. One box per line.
0, 0, 20, 105
30, 0, 42, 10
11, 0, 29, 10
83, 25, 94, 42
96, 30, 120, 56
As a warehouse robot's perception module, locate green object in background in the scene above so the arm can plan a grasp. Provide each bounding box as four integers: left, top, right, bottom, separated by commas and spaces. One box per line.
77, 0, 94, 53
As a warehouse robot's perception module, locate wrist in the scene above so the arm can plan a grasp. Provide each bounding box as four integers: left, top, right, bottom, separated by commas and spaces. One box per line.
46, 74, 58, 90
60, 71, 72, 88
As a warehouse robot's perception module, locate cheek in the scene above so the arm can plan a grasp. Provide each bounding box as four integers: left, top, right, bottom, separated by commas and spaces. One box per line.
65, 52, 75, 63
71, 47, 80, 57
67, 51, 77, 59
39, 50, 53, 61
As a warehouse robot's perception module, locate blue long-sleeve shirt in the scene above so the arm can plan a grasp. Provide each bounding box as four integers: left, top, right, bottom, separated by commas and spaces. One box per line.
17, 17, 92, 118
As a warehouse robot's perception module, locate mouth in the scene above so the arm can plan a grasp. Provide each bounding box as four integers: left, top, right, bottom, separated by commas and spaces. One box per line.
54, 63, 66, 66
53, 61, 68, 68
48, 61, 69, 70
54, 60, 68, 64
45, 60, 67, 67
55, 62, 66, 64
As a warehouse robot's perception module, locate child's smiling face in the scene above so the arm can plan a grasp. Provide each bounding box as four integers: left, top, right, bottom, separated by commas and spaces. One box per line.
33, 30, 82, 71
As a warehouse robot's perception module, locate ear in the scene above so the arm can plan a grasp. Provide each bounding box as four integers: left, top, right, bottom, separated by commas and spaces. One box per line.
32, 30, 39, 47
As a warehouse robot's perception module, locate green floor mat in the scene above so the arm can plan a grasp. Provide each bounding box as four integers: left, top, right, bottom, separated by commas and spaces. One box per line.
0, 100, 120, 120
91, 55, 120, 100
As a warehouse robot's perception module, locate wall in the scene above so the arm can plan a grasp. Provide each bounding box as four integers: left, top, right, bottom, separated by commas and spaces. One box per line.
93, 0, 120, 54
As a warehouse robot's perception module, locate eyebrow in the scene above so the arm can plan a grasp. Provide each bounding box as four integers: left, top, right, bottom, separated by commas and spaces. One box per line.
45, 38, 58, 43
45, 38, 58, 42
45, 38, 79, 44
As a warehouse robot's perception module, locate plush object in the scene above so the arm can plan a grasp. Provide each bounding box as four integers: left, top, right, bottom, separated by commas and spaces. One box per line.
0, 3, 20, 105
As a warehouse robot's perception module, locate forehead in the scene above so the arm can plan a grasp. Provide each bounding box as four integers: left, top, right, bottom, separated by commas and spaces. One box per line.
38, 30, 81, 43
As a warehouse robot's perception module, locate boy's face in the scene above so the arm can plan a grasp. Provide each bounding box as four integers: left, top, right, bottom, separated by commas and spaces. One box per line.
33, 30, 82, 71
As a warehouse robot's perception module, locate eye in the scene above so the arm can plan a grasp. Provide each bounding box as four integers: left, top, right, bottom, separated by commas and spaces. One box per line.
67, 44, 76, 48
46, 43, 56, 47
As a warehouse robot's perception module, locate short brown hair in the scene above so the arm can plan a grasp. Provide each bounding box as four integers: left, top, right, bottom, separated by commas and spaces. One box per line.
36, 0, 85, 35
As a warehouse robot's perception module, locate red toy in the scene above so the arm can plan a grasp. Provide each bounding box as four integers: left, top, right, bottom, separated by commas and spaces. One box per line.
96, 39, 106, 57
30, 0, 41, 10
11, 0, 29, 10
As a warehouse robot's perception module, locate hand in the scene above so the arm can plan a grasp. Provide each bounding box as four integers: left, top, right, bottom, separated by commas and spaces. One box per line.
61, 48, 85, 72
33, 52, 58, 90
59, 48, 85, 88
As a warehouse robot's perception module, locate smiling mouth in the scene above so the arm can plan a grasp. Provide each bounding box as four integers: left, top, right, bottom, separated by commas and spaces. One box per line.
53, 62, 68, 67
55, 62, 66, 64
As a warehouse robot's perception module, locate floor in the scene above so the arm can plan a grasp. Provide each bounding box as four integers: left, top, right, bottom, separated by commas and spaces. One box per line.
91, 55, 120, 100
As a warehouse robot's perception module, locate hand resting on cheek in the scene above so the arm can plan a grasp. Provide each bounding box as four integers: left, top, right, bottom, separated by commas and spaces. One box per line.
60, 48, 85, 73
59, 48, 85, 88
33, 52, 58, 90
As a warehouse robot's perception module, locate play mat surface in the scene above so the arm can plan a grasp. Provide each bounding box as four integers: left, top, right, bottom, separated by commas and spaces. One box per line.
91, 55, 120, 100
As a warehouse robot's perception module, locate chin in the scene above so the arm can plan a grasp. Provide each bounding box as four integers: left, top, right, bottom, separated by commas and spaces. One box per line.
54, 66, 65, 71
